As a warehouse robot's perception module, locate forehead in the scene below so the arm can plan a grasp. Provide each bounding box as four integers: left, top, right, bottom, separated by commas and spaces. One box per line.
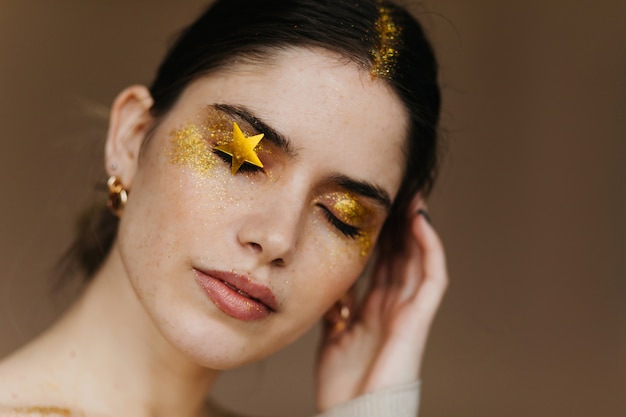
165, 48, 408, 197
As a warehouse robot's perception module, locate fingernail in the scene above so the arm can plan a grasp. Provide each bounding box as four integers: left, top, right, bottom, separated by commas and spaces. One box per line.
417, 209, 432, 225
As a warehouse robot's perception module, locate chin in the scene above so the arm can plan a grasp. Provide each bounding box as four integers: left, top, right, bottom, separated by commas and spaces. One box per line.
148, 309, 283, 370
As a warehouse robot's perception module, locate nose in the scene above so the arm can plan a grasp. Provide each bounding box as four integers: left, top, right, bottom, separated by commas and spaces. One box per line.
236, 201, 302, 267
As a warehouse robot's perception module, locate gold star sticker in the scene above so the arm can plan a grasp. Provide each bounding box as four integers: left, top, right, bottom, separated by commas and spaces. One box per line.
215, 122, 265, 174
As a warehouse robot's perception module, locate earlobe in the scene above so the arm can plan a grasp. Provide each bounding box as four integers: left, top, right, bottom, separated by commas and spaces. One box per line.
104, 85, 154, 189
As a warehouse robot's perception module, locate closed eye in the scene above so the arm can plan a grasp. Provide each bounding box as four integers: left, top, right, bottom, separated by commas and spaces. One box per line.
213, 149, 265, 174
319, 205, 362, 239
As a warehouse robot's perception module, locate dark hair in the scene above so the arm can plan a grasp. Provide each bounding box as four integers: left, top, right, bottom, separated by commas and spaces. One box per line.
61, 0, 440, 281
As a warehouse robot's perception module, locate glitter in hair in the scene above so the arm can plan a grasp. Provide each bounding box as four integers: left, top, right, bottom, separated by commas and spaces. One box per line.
370, 5, 401, 79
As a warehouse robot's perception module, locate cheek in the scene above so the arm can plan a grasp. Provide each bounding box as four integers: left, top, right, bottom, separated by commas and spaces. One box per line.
291, 219, 370, 314
268, 236, 367, 351
169, 121, 222, 176
117, 140, 222, 275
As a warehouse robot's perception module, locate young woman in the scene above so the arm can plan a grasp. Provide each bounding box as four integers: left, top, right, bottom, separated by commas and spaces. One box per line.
0, 0, 447, 416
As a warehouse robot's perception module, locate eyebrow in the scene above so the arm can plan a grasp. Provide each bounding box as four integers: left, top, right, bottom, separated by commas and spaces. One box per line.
214, 103, 299, 158
328, 174, 392, 210
213, 103, 391, 209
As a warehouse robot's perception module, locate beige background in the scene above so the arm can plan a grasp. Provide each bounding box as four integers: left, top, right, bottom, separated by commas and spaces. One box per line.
0, 1, 624, 416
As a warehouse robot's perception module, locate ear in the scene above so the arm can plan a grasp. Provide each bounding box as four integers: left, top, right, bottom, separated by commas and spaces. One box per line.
105, 85, 154, 190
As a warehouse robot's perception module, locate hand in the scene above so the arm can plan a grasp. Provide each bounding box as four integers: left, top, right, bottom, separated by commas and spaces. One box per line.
315, 204, 448, 411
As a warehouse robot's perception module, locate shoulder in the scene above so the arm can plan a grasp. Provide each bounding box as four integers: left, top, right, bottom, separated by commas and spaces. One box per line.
205, 400, 272, 417
314, 382, 421, 417
0, 406, 80, 417
0, 372, 85, 417
0, 350, 76, 415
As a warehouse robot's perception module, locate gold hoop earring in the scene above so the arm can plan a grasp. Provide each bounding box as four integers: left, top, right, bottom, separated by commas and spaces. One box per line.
107, 176, 128, 217
324, 293, 353, 336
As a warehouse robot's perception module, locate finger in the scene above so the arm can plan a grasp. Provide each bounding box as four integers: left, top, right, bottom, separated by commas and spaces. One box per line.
393, 196, 427, 292
362, 255, 401, 328
410, 212, 448, 318
359, 286, 386, 334
395, 213, 427, 301
371, 209, 423, 312
414, 211, 447, 286
370, 190, 423, 289
369, 248, 390, 288
409, 192, 425, 215
351, 251, 390, 332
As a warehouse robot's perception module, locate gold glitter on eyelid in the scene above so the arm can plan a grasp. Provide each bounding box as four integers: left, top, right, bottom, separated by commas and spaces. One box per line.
201, 106, 266, 151
370, 5, 401, 79
169, 106, 266, 176
201, 107, 235, 145
326, 192, 374, 257
328, 192, 369, 224
169, 122, 219, 175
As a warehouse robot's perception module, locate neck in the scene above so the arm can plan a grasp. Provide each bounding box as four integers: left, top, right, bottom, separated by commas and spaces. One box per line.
34, 246, 219, 417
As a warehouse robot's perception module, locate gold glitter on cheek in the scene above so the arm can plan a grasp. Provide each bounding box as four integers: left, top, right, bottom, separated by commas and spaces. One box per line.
311, 212, 374, 262
357, 231, 372, 257
169, 122, 219, 175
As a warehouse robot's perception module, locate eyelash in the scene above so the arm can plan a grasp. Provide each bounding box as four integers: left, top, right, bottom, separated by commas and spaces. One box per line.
213, 149, 265, 174
320, 206, 362, 239
213, 148, 361, 239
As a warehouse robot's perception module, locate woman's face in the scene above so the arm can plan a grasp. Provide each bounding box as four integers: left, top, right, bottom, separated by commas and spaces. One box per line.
112, 48, 408, 368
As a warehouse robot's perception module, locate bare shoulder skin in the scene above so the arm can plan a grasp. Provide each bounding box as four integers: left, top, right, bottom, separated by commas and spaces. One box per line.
0, 406, 76, 417
0, 346, 82, 416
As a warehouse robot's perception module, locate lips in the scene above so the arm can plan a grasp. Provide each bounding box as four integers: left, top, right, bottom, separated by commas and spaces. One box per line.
194, 268, 278, 321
